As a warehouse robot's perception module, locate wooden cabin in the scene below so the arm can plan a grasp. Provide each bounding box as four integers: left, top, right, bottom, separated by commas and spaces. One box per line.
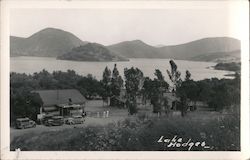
33, 89, 86, 119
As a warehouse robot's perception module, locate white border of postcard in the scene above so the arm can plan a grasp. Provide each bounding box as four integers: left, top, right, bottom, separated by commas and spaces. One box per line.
1, 0, 249, 160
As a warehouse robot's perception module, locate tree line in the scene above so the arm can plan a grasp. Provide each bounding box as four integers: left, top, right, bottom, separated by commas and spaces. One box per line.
10, 60, 240, 123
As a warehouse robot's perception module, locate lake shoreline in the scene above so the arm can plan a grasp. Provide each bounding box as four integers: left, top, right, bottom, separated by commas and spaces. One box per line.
11, 55, 227, 63
10, 56, 234, 81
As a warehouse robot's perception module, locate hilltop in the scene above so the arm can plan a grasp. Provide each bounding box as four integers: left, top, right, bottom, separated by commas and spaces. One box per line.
10, 28, 86, 57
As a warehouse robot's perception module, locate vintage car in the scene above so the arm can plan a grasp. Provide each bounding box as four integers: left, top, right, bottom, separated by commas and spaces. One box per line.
16, 118, 36, 129
44, 116, 64, 126
65, 115, 85, 125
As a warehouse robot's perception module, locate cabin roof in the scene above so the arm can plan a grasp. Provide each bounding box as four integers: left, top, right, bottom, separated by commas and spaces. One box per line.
33, 89, 86, 107
16, 117, 30, 121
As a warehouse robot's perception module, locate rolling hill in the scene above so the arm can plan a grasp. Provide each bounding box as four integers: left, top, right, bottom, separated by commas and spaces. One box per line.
108, 37, 241, 62
157, 37, 241, 62
107, 40, 161, 58
10, 28, 86, 57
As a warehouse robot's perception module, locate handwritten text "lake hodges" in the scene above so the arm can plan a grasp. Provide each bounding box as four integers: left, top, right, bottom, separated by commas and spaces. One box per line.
157, 135, 210, 151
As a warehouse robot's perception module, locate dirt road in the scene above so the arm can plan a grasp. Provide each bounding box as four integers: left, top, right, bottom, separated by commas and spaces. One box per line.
10, 116, 125, 143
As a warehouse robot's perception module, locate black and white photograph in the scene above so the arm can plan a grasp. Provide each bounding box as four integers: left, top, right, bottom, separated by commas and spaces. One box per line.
0, 0, 249, 160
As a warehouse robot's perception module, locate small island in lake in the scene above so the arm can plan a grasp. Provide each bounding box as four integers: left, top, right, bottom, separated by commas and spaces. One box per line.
57, 43, 129, 62
213, 62, 241, 72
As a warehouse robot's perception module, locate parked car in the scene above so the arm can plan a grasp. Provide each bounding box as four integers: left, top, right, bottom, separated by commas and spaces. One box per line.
16, 118, 36, 129
65, 115, 85, 125
41, 115, 51, 124
44, 116, 64, 126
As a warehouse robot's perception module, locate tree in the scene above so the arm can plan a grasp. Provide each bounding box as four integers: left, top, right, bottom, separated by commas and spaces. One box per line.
176, 70, 198, 116
77, 74, 103, 99
154, 69, 164, 81
167, 60, 182, 92
33, 69, 57, 89
10, 89, 42, 125
124, 67, 144, 115
177, 71, 198, 101
196, 79, 213, 102
52, 70, 81, 89
231, 72, 240, 105
209, 82, 231, 111
101, 66, 112, 106
110, 64, 124, 106
185, 70, 191, 81
142, 70, 169, 115
167, 60, 188, 116
180, 95, 188, 117
177, 81, 199, 117
153, 69, 169, 114
142, 77, 152, 101
154, 69, 169, 93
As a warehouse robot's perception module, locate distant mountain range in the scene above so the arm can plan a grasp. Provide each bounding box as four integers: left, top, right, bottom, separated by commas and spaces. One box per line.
107, 37, 240, 62
10, 28, 241, 62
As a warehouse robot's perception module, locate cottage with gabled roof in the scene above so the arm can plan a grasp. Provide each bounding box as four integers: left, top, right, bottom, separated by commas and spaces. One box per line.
33, 89, 86, 118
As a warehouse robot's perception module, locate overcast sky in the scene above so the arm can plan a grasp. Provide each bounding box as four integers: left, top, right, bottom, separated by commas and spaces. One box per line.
10, 7, 241, 46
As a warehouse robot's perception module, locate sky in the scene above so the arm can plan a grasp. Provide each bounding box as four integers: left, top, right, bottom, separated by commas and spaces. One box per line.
10, 6, 241, 46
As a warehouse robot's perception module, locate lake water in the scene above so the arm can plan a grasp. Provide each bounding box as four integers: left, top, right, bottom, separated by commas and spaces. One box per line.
10, 56, 234, 81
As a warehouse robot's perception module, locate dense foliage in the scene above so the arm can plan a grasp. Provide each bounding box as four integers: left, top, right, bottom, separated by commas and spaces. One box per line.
177, 74, 240, 111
